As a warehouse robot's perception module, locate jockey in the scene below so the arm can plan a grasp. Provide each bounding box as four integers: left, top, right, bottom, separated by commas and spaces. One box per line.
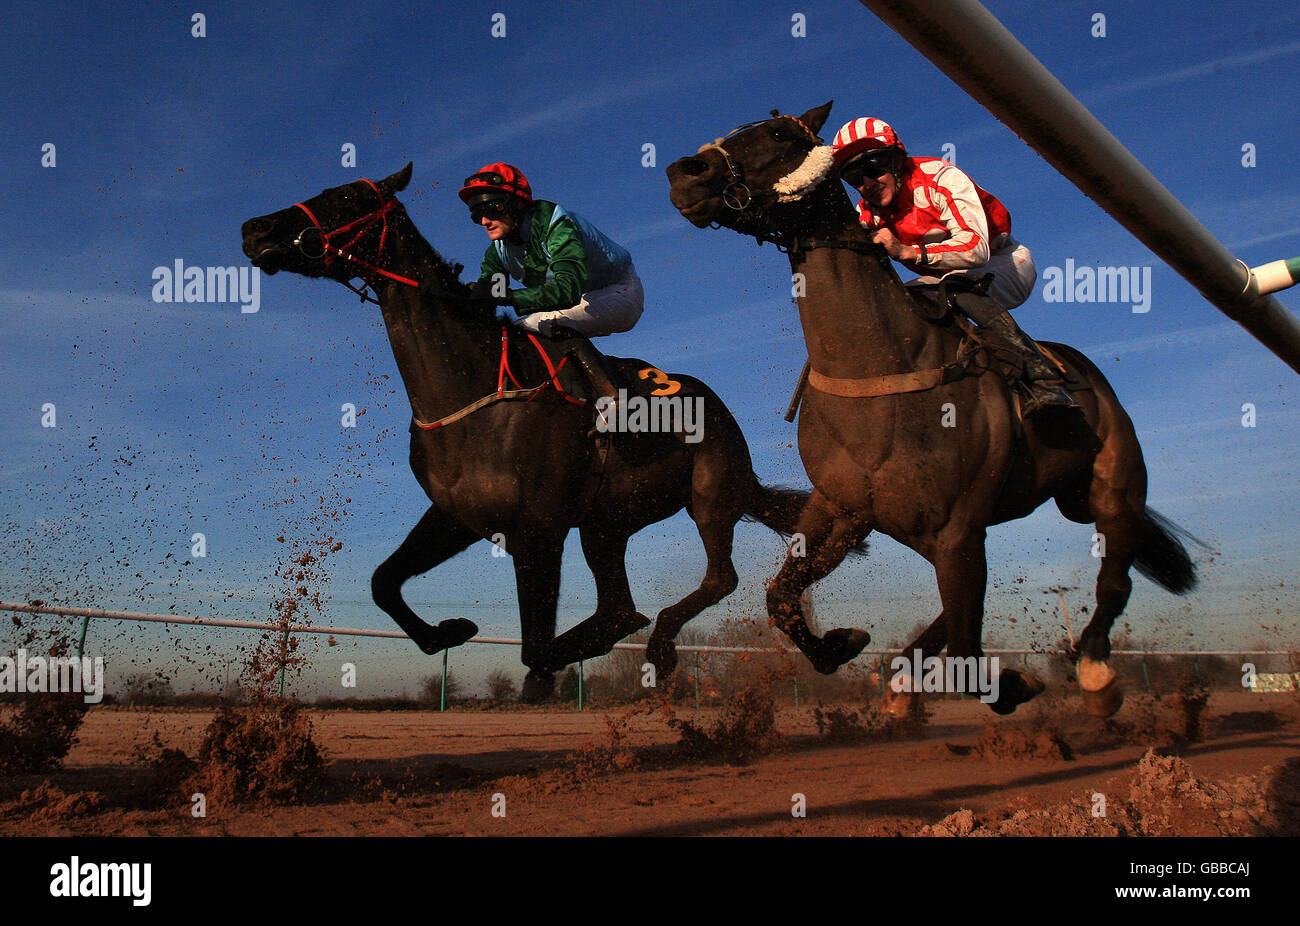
830, 118, 1077, 415
458, 162, 644, 423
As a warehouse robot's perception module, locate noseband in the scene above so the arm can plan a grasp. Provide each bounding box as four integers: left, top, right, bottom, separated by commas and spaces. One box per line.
694, 115, 834, 252
696, 139, 753, 212
293, 178, 420, 299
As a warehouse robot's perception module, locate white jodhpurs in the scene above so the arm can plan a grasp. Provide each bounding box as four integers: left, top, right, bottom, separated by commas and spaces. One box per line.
906, 238, 1037, 311
513, 265, 644, 338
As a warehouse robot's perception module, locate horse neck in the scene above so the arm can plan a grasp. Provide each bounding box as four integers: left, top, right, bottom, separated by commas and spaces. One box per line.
783, 185, 943, 379
372, 208, 499, 423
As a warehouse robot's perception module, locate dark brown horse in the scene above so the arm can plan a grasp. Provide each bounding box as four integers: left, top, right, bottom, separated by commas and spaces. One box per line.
241, 164, 816, 700
668, 103, 1199, 716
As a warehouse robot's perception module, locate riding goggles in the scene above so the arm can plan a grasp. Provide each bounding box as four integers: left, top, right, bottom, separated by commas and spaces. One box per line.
469, 197, 511, 224
840, 148, 899, 187
465, 170, 507, 188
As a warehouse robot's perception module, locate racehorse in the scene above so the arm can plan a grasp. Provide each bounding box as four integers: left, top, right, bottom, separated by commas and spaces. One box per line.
667, 103, 1199, 716
241, 163, 820, 700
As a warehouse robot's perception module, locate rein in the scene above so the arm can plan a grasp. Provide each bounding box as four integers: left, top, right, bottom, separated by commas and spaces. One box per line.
294, 178, 421, 303
412, 326, 588, 431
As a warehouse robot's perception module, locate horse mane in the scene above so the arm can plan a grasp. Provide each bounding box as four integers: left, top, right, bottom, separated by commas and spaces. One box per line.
388, 200, 499, 326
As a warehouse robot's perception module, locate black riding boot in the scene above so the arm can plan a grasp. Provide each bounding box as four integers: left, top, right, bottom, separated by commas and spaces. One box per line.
555, 329, 631, 438
980, 311, 1079, 415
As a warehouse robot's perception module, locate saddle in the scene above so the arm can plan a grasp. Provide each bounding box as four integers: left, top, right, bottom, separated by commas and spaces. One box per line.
527, 330, 697, 454
526, 331, 685, 408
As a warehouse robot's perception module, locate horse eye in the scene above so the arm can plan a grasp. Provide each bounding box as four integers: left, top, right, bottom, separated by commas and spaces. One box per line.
772, 127, 789, 140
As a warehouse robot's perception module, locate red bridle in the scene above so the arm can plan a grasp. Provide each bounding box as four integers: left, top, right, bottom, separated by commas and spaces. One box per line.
293, 178, 420, 289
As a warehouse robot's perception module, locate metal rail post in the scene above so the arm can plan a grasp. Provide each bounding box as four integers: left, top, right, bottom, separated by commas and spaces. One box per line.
440, 649, 448, 711
277, 625, 289, 698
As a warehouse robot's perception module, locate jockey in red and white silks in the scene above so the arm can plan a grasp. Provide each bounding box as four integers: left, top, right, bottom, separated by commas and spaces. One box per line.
831, 116, 1035, 312
831, 116, 1077, 414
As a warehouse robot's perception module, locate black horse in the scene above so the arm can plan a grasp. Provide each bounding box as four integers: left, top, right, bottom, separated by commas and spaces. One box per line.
668, 104, 1200, 716
241, 164, 815, 700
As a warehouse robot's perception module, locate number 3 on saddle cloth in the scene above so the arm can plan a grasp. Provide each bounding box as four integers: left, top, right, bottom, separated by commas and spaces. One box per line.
518, 327, 693, 448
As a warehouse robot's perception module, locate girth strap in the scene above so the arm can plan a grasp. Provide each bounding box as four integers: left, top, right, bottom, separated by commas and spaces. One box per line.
807, 363, 967, 398
808, 323, 984, 399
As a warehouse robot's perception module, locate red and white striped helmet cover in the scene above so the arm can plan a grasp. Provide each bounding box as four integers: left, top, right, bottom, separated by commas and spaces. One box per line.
831, 117, 904, 171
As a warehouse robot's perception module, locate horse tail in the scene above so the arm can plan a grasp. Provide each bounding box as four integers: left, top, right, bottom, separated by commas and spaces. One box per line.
1133, 507, 1202, 595
743, 481, 869, 557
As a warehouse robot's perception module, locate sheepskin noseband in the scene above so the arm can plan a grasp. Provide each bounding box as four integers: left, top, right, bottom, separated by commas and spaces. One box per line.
773, 145, 835, 203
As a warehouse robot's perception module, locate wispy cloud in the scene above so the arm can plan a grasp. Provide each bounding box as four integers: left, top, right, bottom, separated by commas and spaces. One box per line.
1226, 227, 1300, 252
419, 86, 646, 169
1074, 320, 1241, 359
1088, 40, 1300, 103
615, 217, 693, 247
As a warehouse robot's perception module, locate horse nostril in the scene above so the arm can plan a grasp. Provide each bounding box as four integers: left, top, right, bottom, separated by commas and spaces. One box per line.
241, 216, 273, 237
678, 157, 709, 177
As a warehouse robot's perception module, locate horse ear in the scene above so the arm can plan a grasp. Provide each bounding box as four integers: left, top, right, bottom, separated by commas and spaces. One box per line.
381, 162, 413, 196
799, 101, 834, 137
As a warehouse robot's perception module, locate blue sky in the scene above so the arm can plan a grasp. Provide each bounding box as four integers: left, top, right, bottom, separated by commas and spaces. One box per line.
1, 0, 1297, 697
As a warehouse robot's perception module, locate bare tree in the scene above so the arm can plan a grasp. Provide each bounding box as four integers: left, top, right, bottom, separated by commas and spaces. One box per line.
124, 672, 175, 706
420, 673, 461, 705
486, 669, 516, 702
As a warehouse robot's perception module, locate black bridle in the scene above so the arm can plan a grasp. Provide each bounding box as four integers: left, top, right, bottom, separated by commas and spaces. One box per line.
699, 116, 886, 260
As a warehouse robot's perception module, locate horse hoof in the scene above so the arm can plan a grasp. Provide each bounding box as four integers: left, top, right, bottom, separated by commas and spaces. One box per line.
621, 611, 653, 637
556, 610, 652, 664
645, 635, 678, 676
987, 670, 1045, 715
438, 617, 479, 648
1077, 656, 1115, 691
881, 689, 920, 718
521, 670, 555, 704
408, 617, 478, 655
810, 627, 870, 675
1080, 677, 1125, 717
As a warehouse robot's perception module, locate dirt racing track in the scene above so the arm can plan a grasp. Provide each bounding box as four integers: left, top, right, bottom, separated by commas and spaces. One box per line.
3, 691, 1297, 837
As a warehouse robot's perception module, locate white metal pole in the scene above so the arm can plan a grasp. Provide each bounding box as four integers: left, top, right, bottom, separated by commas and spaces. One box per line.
2, 602, 1291, 658
859, 0, 1300, 374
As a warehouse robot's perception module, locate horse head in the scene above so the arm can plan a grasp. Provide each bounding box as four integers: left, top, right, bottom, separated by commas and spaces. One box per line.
667, 102, 852, 241
241, 163, 416, 287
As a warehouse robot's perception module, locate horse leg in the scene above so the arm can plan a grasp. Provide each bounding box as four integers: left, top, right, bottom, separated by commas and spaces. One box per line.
512, 532, 568, 703
1075, 497, 1142, 717
932, 527, 1044, 715
371, 504, 481, 655
544, 527, 651, 664
766, 495, 871, 674
880, 616, 948, 718
646, 483, 744, 675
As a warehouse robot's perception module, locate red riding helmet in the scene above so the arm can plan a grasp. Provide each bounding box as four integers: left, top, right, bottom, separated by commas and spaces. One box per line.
831, 117, 906, 172
458, 163, 533, 207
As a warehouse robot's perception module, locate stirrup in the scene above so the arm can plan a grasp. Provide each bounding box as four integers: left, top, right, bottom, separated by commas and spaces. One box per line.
1020, 380, 1080, 416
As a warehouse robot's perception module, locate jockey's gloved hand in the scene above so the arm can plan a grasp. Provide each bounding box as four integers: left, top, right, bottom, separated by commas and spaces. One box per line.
514, 313, 555, 338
